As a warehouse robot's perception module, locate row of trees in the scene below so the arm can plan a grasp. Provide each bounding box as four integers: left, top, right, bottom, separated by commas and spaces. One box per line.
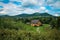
0, 16, 60, 29
15, 16, 60, 29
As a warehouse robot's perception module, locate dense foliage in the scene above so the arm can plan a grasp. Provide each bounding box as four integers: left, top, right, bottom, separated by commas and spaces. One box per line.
0, 29, 60, 40
0, 16, 60, 40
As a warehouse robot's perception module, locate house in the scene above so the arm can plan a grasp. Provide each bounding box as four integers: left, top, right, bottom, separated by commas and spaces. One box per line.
31, 20, 42, 26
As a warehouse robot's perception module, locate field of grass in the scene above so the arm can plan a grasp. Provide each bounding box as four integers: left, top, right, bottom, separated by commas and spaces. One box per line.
23, 23, 50, 32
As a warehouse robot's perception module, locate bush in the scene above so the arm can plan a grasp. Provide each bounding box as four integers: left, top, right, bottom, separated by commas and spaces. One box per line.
0, 29, 60, 40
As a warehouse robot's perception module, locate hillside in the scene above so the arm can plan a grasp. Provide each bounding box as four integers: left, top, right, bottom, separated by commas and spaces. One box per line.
0, 12, 53, 18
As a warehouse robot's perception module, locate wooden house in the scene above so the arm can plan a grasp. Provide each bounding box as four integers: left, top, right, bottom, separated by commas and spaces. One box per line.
31, 20, 42, 26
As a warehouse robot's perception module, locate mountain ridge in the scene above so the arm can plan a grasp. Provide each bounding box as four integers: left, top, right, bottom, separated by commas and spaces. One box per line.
0, 12, 54, 18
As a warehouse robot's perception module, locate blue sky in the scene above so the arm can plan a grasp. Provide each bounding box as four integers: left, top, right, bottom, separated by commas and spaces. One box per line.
0, 0, 60, 16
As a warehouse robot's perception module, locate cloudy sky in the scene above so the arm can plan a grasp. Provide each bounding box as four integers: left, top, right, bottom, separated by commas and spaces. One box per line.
0, 0, 60, 16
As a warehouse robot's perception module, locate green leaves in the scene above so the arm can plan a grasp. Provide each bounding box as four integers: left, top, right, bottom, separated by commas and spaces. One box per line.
0, 29, 60, 40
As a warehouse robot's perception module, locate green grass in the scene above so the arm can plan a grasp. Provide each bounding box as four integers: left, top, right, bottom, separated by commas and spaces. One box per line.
23, 24, 50, 32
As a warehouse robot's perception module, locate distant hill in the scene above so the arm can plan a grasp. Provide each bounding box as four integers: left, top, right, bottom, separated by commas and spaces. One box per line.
0, 12, 54, 18
0, 15, 9, 18
15, 12, 53, 17
30, 12, 53, 17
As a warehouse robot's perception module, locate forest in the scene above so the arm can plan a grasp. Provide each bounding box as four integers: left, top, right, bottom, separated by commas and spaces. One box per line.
0, 16, 60, 40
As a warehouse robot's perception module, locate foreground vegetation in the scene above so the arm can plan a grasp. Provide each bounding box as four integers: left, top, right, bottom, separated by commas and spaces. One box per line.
0, 16, 60, 40
0, 29, 60, 40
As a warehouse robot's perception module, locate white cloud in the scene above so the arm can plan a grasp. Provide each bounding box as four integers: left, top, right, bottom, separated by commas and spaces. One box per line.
0, 0, 60, 16
47, 1, 60, 9
0, 11, 7, 15
45, 10, 49, 12
0, 1, 47, 15
10, 0, 60, 9
22, 6, 47, 14
54, 13, 59, 16
53, 1, 60, 9
0, 2, 7, 15
0, 2, 25, 16
10, 0, 45, 6
19, 0, 38, 5
40, 7, 46, 10
23, 8, 35, 14
47, 0, 56, 4
10, 0, 17, 1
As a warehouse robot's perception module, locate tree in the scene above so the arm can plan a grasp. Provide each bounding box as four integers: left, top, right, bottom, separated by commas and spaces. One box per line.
50, 17, 58, 29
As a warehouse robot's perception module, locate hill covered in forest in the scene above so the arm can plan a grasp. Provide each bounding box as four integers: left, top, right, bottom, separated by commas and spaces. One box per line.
0, 12, 55, 18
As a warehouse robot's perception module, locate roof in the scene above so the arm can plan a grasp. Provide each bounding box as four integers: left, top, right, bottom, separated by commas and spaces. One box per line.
31, 20, 40, 24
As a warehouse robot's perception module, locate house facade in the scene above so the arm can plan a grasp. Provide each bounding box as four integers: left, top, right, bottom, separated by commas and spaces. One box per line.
31, 20, 42, 26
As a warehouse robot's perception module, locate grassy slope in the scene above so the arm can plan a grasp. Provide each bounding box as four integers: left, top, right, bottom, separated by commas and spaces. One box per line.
23, 23, 50, 32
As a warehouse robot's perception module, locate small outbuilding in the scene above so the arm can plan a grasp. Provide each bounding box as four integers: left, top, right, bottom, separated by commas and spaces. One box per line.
31, 20, 42, 26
